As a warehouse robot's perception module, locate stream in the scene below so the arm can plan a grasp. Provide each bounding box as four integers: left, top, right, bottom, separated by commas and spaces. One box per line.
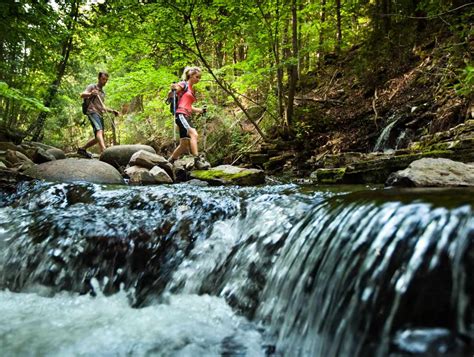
0, 180, 472, 356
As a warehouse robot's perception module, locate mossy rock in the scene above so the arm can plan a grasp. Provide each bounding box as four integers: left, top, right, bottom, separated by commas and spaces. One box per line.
312, 168, 347, 184
190, 165, 265, 186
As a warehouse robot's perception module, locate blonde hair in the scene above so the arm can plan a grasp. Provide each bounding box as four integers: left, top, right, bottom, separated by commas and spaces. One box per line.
182, 66, 202, 81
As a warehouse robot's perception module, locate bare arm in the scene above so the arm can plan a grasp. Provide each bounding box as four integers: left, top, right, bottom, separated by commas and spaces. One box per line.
80, 86, 100, 99
170, 82, 185, 93
191, 106, 205, 114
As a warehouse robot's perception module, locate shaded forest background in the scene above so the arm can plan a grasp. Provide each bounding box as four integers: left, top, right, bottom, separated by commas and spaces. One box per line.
1, 0, 473, 167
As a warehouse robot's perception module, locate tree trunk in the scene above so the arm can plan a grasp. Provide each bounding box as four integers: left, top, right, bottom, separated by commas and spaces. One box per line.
335, 0, 342, 53
318, 0, 326, 64
29, 1, 79, 141
285, 0, 298, 131
275, 0, 285, 120
187, 16, 267, 140
256, 0, 285, 121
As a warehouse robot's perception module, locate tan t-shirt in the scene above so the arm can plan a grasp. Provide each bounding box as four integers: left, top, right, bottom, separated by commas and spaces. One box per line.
85, 84, 106, 115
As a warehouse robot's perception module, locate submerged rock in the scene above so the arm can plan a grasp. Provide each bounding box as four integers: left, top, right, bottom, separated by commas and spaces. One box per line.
391, 328, 469, 356
191, 164, 265, 185
24, 158, 124, 184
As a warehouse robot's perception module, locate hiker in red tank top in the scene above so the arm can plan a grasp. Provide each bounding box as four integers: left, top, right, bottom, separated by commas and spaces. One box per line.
168, 66, 210, 170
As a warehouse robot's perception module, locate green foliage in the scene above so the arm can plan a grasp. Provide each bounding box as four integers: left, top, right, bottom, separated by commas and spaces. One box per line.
0, 82, 49, 112
454, 64, 474, 97
1, 0, 471, 159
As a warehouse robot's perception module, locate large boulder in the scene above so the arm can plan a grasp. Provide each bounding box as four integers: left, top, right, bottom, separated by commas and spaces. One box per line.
24, 158, 124, 184
190, 165, 265, 186
386, 158, 474, 187
100, 144, 156, 169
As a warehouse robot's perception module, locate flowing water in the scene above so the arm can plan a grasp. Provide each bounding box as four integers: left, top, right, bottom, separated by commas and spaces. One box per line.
0, 180, 473, 356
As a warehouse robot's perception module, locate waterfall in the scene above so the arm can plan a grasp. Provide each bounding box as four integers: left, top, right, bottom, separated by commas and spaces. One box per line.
255, 199, 472, 356
374, 116, 399, 152
0, 181, 472, 356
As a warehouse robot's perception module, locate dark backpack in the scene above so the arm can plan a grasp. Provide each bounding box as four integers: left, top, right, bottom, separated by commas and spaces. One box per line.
81, 98, 89, 115
166, 81, 188, 115
82, 84, 100, 115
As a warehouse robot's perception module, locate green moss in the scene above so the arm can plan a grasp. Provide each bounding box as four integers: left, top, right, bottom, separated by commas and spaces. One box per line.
316, 167, 346, 184
191, 169, 253, 181
420, 149, 454, 157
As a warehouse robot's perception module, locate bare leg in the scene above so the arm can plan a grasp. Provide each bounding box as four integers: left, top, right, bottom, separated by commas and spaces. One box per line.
81, 137, 98, 150
170, 138, 191, 160
188, 128, 199, 156
95, 130, 106, 153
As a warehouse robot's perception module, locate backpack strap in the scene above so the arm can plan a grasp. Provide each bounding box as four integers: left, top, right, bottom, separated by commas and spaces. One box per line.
179, 81, 188, 96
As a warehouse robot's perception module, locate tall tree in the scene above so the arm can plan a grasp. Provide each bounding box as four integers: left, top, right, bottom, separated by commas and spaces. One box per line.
29, 0, 80, 141
286, 0, 299, 130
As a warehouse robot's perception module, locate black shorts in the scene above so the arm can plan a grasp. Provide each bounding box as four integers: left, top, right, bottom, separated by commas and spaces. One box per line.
175, 113, 194, 139
87, 112, 104, 135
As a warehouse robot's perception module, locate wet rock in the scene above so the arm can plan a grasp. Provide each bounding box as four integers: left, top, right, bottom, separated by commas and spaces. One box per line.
24, 158, 124, 184
386, 158, 474, 187
391, 328, 469, 356
0, 167, 33, 193
100, 144, 156, 169
191, 165, 265, 186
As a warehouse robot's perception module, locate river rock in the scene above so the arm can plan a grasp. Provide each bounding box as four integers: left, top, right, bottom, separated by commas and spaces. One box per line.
31, 147, 57, 163
386, 158, 474, 187
46, 148, 66, 160
129, 150, 173, 177
15, 142, 66, 163
191, 165, 265, 185
173, 156, 196, 182
100, 144, 156, 169
125, 165, 156, 185
24, 158, 124, 184
149, 166, 173, 183
0, 141, 26, 154
4, 150, 35, 170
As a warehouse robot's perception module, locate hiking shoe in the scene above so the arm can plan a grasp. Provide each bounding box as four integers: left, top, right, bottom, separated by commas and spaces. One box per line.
77, 148, 92, 159
194, 155, 211, 170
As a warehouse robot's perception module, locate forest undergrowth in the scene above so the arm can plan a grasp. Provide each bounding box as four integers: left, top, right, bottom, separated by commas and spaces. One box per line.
284, 20, 473, 161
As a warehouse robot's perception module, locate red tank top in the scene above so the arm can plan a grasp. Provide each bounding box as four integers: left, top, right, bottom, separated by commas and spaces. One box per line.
176, 82, 195, 116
